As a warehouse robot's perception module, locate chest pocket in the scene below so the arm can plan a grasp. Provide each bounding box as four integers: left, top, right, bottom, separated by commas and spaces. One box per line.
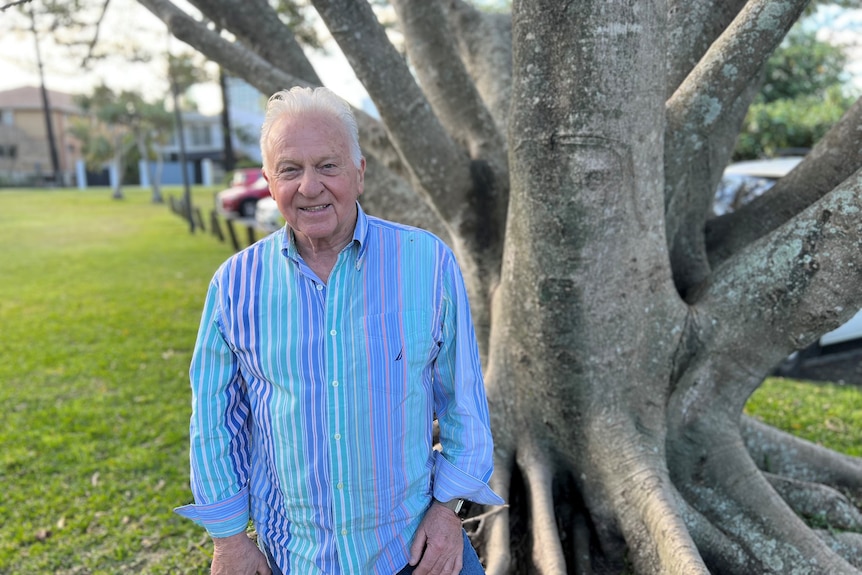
357, 309, 437, 393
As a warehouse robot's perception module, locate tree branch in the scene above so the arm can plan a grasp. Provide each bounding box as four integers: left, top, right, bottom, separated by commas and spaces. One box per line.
137, 0, 392, 166
707, 96, 862, 267
667, 0, 807, 139
137, 0, 422, 216
81, 0, 111, 67
310, 0, 474, 225
138, 0, 309, 96
693, 173, 862, 386
390, 0, 505, 169
187, 0, 321, 85
663, 0, 807, 295
440, 1, 513, 141
390, 0, 509, 281
665, 0, 748, 98
0, 0, 30, 11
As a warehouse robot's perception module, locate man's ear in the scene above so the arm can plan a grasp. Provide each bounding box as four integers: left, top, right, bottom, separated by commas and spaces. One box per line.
263, 169, 275, 198
357, 157, 366, 196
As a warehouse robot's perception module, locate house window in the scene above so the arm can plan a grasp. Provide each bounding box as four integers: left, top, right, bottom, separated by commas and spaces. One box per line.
0, 144, 16, 158
189, 125, 212, 147
0, 110, 12, 126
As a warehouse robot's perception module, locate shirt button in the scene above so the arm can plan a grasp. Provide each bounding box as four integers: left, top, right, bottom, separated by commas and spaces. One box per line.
330, 329, 337, 336
341, 529, 348, 536
336, 482, 344, 489
332, 380, 339, 387
334, 433, 341, 440
316, 284, 323, 291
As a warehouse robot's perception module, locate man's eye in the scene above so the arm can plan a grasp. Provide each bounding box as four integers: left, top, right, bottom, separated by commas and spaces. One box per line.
319, 164, 339, 175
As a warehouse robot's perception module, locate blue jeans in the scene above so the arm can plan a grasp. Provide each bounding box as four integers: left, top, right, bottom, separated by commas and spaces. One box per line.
264, 529, 485, 574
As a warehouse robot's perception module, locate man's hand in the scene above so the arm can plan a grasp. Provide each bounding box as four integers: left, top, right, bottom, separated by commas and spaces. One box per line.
408, 501, 464, 575
211, 532, 272, 575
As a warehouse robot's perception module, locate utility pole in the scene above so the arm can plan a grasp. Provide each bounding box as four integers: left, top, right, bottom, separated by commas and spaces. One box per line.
219, 68, 235, 174
170, 73, 193, 233
167, 42, 193, 233
30, 6, 60, 186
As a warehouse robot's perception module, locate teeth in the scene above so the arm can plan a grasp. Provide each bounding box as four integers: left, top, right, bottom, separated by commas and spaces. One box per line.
302, 204, 329, 212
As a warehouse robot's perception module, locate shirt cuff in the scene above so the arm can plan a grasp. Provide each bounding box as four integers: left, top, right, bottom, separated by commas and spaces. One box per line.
432, 451, 505, 506
174, 485, 250, 538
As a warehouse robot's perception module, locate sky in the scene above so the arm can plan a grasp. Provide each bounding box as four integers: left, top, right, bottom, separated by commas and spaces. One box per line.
0, 1, 859, 116
0, 0, 369, 114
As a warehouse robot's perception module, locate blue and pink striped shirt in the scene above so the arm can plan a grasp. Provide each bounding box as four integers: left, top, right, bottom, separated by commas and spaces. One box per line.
176, 204, 503, 573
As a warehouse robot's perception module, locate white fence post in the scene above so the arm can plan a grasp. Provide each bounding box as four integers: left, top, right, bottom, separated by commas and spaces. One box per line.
139, 160, 150, 187
202, 158, 213, 186
76, 159, 87, 190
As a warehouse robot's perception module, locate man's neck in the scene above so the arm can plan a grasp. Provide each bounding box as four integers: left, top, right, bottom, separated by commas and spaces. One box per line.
294, 237, 353, 284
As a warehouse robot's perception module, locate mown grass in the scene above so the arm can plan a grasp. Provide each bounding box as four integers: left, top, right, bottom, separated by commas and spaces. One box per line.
0, 187, 860, 573
746, 377, 862, 457
0, 186, 234, 574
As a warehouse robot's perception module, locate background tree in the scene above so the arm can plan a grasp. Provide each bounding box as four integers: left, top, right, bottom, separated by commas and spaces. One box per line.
73, 85, 174, 200
127, 94, 174, 204
735, 25, 856, 159
74, 85, 135, 198
137, 1, 862, 573
166, 51, 212, 228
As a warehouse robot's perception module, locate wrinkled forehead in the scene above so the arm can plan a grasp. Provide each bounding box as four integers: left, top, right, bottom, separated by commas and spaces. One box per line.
265, 112, 351, 163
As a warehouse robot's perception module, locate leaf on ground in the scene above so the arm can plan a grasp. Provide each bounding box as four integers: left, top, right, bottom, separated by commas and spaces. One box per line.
35, 529, 52, 542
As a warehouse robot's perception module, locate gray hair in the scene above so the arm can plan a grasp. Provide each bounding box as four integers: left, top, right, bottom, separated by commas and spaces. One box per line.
260, 86, 362, 172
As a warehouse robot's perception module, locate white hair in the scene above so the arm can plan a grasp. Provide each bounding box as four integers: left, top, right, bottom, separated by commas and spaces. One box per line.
260, 86, 362, 172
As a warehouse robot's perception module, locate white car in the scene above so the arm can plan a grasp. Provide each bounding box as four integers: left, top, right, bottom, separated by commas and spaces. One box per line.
713, 156, 803, 216
715, 156, 862, 354
255, 197, 285, 232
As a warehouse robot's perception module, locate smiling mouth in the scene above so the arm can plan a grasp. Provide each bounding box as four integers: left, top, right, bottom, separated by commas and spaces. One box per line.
300, 204, 331, 213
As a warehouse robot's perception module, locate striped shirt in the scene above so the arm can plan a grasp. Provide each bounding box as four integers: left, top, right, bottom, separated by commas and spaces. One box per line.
176, 204, 503, 573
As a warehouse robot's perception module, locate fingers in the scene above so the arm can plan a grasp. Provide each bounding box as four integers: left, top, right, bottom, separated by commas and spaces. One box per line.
409, 529, 428, 566
413, 552, 460, 575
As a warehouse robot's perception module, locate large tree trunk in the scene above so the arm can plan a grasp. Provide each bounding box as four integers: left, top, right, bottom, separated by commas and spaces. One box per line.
139, 0, 862, 572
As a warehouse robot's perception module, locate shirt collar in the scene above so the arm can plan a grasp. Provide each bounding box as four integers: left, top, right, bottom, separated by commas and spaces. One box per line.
280, 201, 369, 268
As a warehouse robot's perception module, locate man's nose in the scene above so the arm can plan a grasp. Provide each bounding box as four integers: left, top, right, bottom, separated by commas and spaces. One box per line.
298, 169, 324, 195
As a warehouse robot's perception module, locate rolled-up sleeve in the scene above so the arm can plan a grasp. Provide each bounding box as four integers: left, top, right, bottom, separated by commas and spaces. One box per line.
432, 255, 505, 507
174, 275, 253, 537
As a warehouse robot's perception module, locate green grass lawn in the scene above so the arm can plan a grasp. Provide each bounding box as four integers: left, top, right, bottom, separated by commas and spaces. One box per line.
746, 377, 862, 457
0, 186, 859, 573
0, 186, 234, 574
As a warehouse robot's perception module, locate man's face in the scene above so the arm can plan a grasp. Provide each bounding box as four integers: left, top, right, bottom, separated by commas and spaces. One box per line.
264, 112, 364, 252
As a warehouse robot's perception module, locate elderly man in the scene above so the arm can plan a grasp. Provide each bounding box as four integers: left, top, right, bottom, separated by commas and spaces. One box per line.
176, 86, 503, 575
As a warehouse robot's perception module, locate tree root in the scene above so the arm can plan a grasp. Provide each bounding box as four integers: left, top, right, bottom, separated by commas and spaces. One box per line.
516, 437, 567, 573
742, 416, 862, 498
483, 448, 513, 575
480, 411, 862, 573
676, 491, 767, 574
817, 531, 862, 569
766, 473, 862, 531
596, 449, 709, 575
671, 426, 860, 574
